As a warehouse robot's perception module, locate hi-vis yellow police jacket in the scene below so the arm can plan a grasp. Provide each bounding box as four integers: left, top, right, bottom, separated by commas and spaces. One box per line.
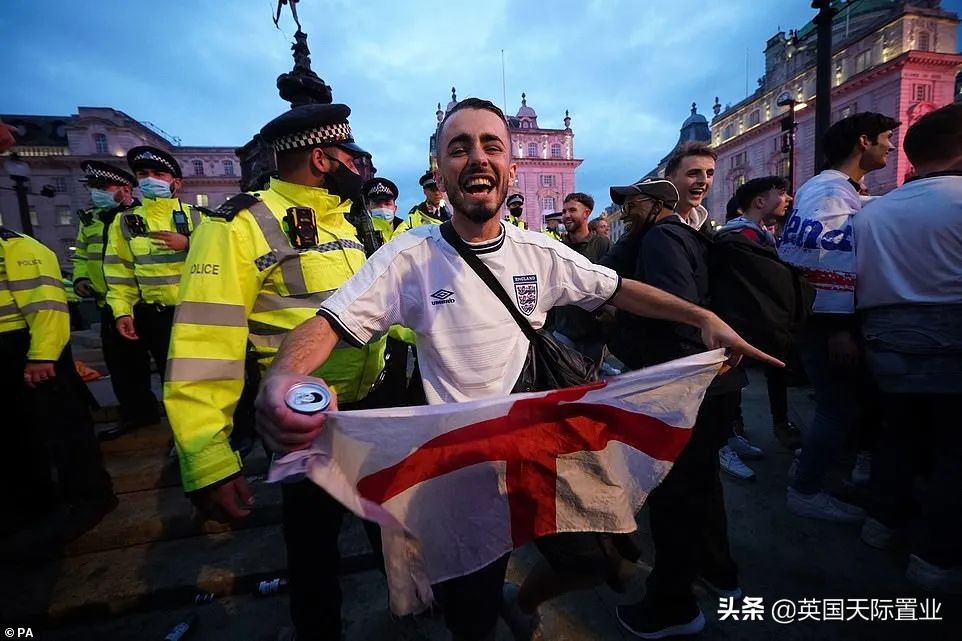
164, 178, 387, 492
507, 214, 527, 230
399, 202, 449, 232
73, 205, 127, 306
103, 197, 201, 318
0, 228, 70, 361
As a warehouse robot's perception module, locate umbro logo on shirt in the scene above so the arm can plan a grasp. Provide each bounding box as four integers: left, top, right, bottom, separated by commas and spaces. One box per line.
430, 289, 456, 306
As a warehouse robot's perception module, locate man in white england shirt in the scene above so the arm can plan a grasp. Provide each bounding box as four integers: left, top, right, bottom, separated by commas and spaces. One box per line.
256, 98, 779, 641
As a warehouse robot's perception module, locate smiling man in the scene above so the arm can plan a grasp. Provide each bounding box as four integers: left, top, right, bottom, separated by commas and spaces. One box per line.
255, 97, 780, 641
665, 141, 716, 232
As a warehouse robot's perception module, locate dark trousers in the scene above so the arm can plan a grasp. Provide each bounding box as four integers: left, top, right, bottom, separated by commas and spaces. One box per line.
0, 328, 113, 517
642, 392, 739, 615
764, 365, 788, 424
869, 392, 962, 567
282, 479, 384, 641
131, 303, 175, 380
101, 304, 159, 424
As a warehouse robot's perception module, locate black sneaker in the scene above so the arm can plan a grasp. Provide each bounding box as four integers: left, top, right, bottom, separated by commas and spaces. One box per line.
616, 599, 705, 639
773, 420, 803, 450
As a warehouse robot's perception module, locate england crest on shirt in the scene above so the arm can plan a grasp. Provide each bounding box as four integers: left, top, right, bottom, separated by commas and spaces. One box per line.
513, 274, 538, 316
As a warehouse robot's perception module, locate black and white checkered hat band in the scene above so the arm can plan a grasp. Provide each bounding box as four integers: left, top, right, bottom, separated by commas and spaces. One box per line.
272, 123, 353, 152
367, 183, 393, 197
85, 166, 131, 186
132, 150, 177, 175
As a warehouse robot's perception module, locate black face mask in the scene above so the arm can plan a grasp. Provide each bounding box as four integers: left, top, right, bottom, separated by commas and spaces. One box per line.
324, 158, 363, 204
509, 207, 523, 218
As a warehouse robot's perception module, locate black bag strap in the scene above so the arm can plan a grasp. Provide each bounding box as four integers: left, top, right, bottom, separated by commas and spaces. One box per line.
439, 221, 540, 344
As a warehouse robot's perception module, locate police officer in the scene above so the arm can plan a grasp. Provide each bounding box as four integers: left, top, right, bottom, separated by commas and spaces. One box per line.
104, 147, 202, 384
400, 170, 451, 230
505, 193, 527, 229
362, 176, 404, 243
0, 227, 116, 540
543, 211, 564, 241
73, 161, 160, 437
163, 102, 386, 640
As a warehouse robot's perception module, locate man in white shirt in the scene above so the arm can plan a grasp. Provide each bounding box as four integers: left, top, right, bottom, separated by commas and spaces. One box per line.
256, 97, 779, 641
855, 103, 962, 593
778, 111, 899, 524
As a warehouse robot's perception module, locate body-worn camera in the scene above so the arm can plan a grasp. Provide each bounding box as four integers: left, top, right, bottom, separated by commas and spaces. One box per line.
284, 207, 318, 249
123, 213, 149, 237
172, 209, 190, 236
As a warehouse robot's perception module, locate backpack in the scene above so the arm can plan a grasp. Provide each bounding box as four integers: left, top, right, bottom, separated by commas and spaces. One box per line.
707, 228, 814, 359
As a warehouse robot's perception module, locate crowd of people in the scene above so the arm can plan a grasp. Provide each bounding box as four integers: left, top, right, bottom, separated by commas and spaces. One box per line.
1, 97, 959, 641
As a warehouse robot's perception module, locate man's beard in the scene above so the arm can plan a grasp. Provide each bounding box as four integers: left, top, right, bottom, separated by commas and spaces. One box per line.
458, 201, 499, 224
445, 170, 506, 224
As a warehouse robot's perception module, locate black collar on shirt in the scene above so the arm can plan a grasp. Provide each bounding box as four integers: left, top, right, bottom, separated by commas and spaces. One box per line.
906, 169, 962, 182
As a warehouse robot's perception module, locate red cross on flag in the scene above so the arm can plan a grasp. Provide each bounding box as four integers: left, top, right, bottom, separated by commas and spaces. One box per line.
269, 350, 726, 614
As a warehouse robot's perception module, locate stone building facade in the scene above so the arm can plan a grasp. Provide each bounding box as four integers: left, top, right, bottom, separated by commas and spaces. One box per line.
706, 0, 962, 220
429, 89, 582, 231
0, 107, 240, 269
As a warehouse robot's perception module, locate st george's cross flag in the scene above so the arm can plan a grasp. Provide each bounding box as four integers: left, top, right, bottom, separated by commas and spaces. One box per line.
269, 349, 726, 614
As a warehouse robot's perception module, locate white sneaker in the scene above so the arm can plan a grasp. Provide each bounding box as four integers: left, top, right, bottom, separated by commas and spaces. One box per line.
727, 434, 763, 460
786, 487, 865, 523
906, 555, 962, 595
861, 517, 898, 550
719, 446, 755, 480
850, 451, 872, 487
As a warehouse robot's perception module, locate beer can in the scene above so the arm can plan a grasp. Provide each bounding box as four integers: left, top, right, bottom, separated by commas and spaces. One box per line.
285, 382, 331, 415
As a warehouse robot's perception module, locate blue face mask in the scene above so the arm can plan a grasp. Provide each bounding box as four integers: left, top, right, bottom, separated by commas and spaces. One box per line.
90, 188, 118, 209
138, 176, 173, 199
369, 207, 395, 221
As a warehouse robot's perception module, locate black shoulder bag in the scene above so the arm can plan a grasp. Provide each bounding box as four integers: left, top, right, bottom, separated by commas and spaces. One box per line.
439, 221, 597, 393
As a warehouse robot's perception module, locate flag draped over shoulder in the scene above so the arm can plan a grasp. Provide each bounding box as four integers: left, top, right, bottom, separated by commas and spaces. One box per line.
269, 349, 726, 614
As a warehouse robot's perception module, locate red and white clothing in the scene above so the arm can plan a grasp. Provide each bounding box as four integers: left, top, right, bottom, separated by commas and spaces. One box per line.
319, 222, 621, 404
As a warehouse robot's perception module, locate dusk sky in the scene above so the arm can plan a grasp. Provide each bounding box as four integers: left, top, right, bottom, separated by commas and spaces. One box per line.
3, 0, 961, 216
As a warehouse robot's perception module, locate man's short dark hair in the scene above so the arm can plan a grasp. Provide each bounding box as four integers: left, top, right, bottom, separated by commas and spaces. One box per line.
725, 196, 742, 221
437, 98, 509, 144
588, 219, 599, 232
822, 112, 900, 167
665, 142, 718, 177
563, 192, 594, 211
735, 176, 788, 211
903, 103, 962, 167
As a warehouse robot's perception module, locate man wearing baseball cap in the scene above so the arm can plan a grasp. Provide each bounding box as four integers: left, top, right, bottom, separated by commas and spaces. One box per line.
505, 193, 526, 229
74, 161, 160, 438
401, 170, 451, 230
607, 177, 747, 638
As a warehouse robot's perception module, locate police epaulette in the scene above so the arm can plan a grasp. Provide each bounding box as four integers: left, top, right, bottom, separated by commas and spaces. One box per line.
0, 227, 23, 240
207, 193, 260, 221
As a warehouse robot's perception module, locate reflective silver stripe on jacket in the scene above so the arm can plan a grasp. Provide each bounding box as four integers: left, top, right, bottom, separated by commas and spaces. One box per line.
248, 201, 308, 293
252, 290, 335, 314
105, 276, 138, 286
175, 301, 247, 327
166, 357, 246, 382
5, 276, 64, 291
21, 300, 70, 315
134, 251, 188, 265
137, 274, 181, 286
104, 255, 135, 267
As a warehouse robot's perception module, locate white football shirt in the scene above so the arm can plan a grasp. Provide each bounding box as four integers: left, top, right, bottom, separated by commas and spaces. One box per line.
319, 222, 621, 404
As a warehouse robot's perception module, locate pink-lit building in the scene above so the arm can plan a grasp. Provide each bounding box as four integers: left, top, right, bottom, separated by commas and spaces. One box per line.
707, 0, 962, 221
430, 89, 582, 230
0, 107, 240, 269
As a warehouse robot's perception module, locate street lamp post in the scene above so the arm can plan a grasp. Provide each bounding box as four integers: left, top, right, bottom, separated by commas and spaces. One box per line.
777, 93, 807, 194
4, 154, 34, 236
813, 0, 838, 169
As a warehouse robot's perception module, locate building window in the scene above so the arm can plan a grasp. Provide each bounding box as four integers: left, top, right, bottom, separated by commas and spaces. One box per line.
917, 31, 930, 52
94, 133, 108, 154
913, 83, 932, 102
550, 143, 562, 159
733, 175, 748, 189
195, 194, 209, 207
57, 205, 72, 226
748, 110, 760, 127
541, 175, 555, 187
777, 157, 791, 180
53, 176, 68, 193
840, 102, 857, 120
723, 124, 735, 140
223, 159, 235, 176
521, 121, 530, 129
854, 49, 873, 73
29, 207, 38, 227
731, 151, 747, 169
542, 196, 556, 211
192, 160, 205, 176
527, 142, 538, 158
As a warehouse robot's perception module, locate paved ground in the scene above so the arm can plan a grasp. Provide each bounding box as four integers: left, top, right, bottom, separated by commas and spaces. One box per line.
3, 338, 960, 640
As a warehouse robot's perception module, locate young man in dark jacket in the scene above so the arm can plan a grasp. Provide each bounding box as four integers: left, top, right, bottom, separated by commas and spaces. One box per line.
611, 148, 746, 639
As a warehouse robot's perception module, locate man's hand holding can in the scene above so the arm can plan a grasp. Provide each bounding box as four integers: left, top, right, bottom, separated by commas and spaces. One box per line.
255, 372, 337, 454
